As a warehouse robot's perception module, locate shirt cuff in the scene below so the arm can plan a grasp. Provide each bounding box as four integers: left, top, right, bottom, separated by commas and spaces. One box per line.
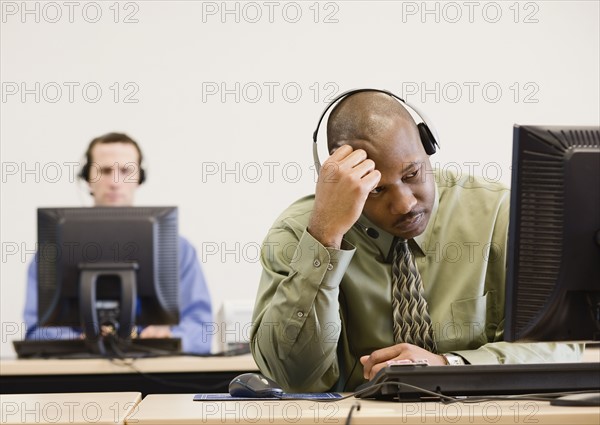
442, 353, 467, 365
290, 230, 355, 289
451, 349, 499, 365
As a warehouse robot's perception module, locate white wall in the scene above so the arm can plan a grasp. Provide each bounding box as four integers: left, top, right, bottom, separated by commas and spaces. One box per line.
1, 1, 598, 357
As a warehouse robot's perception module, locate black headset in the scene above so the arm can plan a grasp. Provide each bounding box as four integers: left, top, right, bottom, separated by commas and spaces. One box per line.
312, 88, 440, 173
78, 146, 146, 185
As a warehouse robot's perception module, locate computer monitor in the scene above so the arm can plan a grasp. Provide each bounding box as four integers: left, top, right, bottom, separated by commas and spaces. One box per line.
36, 206, 180, 355
505, 125, 600, 342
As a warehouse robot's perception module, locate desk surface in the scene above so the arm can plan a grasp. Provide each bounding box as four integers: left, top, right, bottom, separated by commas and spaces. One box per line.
0, 355, 258, 395
127, 394, 600, 424
0, 392, 141, 425
0, 354, 258, 376
1, 347, 596, 376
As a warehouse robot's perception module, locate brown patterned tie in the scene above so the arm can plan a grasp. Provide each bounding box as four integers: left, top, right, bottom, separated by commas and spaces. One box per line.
391, 239, 437, 353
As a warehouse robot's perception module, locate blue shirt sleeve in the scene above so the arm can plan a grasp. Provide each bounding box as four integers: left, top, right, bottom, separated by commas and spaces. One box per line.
170, 236, 213, 354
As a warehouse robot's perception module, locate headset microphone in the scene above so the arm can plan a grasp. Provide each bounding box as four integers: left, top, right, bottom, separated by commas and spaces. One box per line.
355, 222, 380, 239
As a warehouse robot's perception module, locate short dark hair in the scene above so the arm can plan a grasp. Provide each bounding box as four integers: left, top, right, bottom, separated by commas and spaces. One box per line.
79, 132, 145, 183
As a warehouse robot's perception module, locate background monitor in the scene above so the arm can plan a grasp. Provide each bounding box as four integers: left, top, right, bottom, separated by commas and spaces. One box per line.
36, 206, 180, 354
505, 125, 600, 342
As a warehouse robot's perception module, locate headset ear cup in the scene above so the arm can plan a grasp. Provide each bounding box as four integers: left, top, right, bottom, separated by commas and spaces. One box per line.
417, 123, 439, 155
79, 163, 90, 182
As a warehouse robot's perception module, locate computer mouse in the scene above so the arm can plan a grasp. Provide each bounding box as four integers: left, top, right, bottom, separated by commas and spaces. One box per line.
228, 373, 284, 398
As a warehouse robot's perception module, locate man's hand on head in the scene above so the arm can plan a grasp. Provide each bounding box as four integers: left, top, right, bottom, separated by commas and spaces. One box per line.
308, 145, 381, 249
359, 343, 447, 381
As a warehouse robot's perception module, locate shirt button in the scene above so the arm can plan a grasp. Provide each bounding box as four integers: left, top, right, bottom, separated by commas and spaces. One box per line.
297, 311, 304, 318
327, 263, 334, 271
313, 259, 321, 267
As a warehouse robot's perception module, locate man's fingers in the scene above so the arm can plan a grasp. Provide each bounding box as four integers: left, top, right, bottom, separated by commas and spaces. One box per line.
342, 149, 368, 169
328, 143, 353, 161
369, 345, 404, 364
351, 158, 376, 178
362, 169, 381, 189
362, 344, 406, 379
327, 145, 369, 170
369, 363, 387, 380
362, 358, 387, 380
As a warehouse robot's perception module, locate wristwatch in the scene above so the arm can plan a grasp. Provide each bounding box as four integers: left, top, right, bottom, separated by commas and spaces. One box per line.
442, 353, 466, 365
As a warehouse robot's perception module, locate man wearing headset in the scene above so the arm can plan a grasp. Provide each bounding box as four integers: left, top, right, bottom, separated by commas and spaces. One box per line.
23, 132, 213, 354
250, 90, 581, 392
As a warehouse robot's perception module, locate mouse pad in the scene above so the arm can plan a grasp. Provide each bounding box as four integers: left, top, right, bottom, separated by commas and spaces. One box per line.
194, 393, 342, 401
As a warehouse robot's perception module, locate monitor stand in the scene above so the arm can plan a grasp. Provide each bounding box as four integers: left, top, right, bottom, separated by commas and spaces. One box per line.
78, 262, 139, 355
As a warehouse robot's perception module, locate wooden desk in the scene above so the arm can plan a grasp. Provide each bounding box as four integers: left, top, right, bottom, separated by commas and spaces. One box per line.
127, 394, 600, 424
0, 355, 258, 396
583, 345, 600, 363
0, 392, 141, 425
1, 348, 596, 397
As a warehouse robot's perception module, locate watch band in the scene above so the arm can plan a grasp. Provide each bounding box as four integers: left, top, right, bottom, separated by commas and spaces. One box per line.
443, 353, 465, 365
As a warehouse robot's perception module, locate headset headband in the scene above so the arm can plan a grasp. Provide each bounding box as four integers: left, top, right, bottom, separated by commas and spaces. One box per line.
312, 88, 440, 173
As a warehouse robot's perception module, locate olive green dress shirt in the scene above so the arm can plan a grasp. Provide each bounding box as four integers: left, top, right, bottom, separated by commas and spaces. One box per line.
250, 170, 582, 392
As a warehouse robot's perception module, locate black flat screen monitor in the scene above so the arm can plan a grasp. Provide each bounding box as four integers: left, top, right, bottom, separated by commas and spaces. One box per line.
36, 206, 180, 354
505, 125, 600, 342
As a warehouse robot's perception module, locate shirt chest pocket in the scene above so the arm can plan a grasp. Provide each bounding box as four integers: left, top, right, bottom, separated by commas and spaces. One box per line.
446, 292, 496, 350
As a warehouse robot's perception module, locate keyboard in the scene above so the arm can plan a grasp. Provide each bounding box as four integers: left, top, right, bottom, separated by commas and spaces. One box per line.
13, 337, 182, 359
355, 362, 600, 400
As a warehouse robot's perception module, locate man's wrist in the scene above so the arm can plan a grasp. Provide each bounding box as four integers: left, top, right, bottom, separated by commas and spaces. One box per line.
442, 353, 466, 365
306, 226, 343, 249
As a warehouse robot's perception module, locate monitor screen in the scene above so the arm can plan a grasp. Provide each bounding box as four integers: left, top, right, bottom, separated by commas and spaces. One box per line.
505, 125, 600, 342
36, 206, 180, 353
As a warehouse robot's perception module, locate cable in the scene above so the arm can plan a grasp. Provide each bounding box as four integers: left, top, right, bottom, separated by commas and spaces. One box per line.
102, 354, 600, 411
349, 380, 600, 404
266, 381, 600, 404
345, 402, 361, 425
116, 339, 179, 357
260, 380, 456, 403
106, 338, 233, 392
338, 388, 599, 424
442, 390, 600, 404
352, 380, 457, 402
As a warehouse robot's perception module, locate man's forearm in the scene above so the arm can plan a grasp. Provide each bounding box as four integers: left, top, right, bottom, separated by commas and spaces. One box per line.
251, 288, 341, 392
454, 341, 584, 365
251, 229, 355, 392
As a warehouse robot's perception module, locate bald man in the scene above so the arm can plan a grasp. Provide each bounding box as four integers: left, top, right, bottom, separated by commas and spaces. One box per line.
250, 91, 581, 393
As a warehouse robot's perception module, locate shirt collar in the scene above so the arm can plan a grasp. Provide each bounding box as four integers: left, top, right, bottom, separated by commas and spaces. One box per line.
357, 181, 440, 262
